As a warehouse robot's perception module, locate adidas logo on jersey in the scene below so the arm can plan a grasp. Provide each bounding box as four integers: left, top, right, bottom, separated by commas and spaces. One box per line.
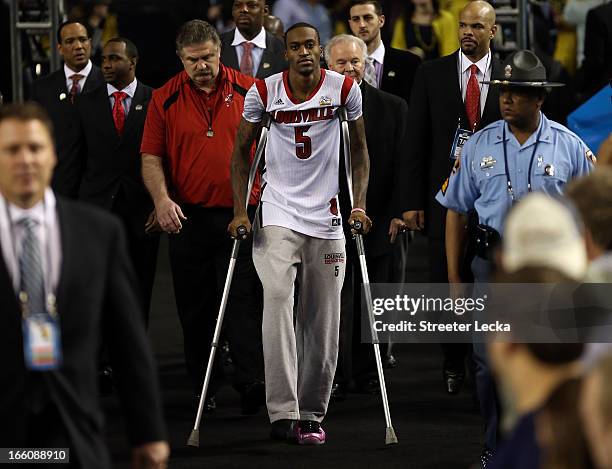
274, 98, 284, 106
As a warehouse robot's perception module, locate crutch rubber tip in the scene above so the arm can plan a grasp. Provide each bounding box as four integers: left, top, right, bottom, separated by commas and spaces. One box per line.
385, 427, 398, 445
186, 429, 200, 448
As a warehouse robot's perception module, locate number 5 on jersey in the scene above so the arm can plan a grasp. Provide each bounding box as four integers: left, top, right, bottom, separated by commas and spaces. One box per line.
294, 125, 312, 159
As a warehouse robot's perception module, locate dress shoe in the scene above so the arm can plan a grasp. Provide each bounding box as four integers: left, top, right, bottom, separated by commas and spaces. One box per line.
98, 366, 115, 397
383, 353, 399, 369
443, 368, 465, 395
240, 381, 265, 415
329, 383, 347, 401
270, 419, 297, 442
195, 394, 216, 413
355, 378, 381, 395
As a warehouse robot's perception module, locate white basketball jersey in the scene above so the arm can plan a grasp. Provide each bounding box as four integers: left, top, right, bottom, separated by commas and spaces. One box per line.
243, 69, 362, 239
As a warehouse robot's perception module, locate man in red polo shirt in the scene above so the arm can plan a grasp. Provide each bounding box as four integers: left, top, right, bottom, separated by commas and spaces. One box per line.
141, 19, 264, 414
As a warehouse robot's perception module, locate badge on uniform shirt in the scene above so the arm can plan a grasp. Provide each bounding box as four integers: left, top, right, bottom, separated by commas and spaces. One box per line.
450, 128, 473, 160
480, 156, 497, 170
544, 164, 555, 176
22, 314, 62, 371
585, 148, 597, 165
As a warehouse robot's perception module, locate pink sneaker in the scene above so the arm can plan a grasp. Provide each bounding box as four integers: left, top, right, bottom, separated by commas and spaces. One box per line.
296, 420, 326, 445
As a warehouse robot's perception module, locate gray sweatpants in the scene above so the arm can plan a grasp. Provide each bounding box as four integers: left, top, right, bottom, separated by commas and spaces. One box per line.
252, 225, 346, 423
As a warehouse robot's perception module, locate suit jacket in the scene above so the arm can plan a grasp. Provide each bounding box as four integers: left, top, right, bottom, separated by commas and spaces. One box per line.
404, 51, 502, 239
380, 47, 422, 103
76, 81, 154, 236
220, 28, 287, 78
579, 3, 612, 99
30, 66, 105, 198
340, 81, 408, 257
0, 198, 166, 469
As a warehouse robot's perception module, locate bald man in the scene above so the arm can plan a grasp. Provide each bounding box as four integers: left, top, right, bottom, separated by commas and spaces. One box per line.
402, 0, 503, 462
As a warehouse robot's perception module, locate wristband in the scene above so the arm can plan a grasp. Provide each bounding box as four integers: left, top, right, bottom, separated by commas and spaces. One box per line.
351, 208, 366, 214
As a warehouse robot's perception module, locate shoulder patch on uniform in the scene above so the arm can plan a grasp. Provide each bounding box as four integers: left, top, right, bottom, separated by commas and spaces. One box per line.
586, 148, 597, 165
163, 90, 180, 111
441, 177, 449, 195
452, 156, 461, 174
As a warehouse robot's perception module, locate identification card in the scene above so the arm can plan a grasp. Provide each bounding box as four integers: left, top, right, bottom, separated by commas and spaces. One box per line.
22, 314, 62, 370
450, 128, 473, 160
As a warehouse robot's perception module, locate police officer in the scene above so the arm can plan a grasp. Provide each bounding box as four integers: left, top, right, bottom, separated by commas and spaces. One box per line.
436, 49, 594, 464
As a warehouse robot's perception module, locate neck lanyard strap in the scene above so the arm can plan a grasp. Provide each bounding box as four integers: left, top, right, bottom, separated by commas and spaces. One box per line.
4, 199, 55, 315
502, 122, 543, 202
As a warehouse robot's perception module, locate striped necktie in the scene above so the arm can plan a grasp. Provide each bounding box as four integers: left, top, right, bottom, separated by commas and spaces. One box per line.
18, 217, 45, 314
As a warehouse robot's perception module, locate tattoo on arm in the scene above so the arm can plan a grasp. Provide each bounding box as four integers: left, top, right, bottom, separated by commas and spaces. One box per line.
231, 118, 262, 215
349, 117, 370, 210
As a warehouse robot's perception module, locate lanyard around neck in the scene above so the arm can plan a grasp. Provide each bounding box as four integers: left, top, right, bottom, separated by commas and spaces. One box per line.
4, 199, 56, 316
502, 123, 543, 202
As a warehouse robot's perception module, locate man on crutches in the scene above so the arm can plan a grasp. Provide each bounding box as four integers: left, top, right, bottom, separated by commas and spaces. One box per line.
229, 22, 371, 445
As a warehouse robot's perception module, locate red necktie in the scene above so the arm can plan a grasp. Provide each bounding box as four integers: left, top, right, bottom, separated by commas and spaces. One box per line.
465, 64, 481, 131
112, 91, 127, 137
240, 42, 254, 76
69, 74, 84, 104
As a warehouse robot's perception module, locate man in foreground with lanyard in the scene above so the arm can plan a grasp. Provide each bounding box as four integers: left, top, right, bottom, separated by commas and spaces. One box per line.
0, 103, 169, 468
436, 49, 594, 465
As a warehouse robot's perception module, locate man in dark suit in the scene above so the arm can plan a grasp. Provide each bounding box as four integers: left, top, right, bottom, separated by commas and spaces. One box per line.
30, 21, 104, 199
76, 37, 158, 323
348, 0, 421, 103
578, 2, 612, 100
0, 103, 169, 469
220, 0, 287, 78
326, 34, 408, 399
403, 0, 501, 462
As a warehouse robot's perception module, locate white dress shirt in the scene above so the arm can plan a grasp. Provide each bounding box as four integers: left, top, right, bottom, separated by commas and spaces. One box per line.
459, 50, 491, 116
231, 27, 267, 74
64, 60, 93, 94
108, 78, 138, 115
0, 189, 62, 293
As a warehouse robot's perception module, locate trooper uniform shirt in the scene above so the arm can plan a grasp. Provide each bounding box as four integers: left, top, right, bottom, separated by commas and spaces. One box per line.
436, 112, 594, 234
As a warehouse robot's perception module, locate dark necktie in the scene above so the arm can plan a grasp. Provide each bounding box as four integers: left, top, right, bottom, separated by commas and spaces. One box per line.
240, 42, 254, 77
69, 74, 84, 104
465, 64, 481, 131
112, 91, 128, 137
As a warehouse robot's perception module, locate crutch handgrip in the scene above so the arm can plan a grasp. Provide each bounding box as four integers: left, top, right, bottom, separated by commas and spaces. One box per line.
237, 225, 248, 237
352, 220, 363, 233
262, 112, 272, 129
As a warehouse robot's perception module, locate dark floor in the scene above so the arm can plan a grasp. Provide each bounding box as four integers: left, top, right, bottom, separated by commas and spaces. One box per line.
103, 233, 484, 469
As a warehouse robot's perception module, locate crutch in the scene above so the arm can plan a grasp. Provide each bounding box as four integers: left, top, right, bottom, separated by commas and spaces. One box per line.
338, 107, 398, 446
187, 114, 272, 448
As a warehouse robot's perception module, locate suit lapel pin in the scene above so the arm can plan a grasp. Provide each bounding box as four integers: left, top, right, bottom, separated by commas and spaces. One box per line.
387, 70, 396, 77
135, 104, 143, 111
59, 93, 67, 101
263, 62, 270, 69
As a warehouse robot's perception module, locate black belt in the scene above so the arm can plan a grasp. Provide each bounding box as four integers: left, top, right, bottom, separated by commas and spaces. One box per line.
474, 224, 501, 261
